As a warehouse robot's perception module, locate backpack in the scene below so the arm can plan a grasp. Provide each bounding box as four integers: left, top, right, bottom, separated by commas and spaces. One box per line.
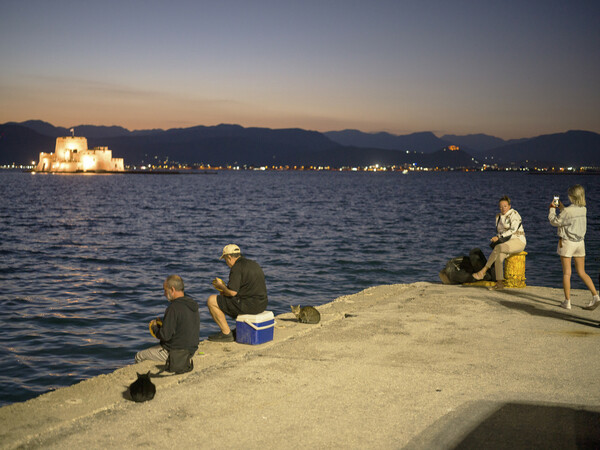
166, 349, 194, 374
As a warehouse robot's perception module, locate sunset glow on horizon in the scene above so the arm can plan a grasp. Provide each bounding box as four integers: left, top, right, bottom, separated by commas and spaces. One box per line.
1, 1, 599, 140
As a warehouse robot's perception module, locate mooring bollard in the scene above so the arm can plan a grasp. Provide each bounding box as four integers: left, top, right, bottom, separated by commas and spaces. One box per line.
504, 251, 527, 288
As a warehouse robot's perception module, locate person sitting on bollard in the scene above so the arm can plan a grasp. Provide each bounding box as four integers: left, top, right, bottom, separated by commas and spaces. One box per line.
472, 195, 526, 290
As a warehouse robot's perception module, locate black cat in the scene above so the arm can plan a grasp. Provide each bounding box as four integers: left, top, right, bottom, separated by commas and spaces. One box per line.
129, 371, 156, 402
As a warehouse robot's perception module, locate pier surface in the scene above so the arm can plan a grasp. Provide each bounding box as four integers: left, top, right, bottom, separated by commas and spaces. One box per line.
1, 282, 599, 449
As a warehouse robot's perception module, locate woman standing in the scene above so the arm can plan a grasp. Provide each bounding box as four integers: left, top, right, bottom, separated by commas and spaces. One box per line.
473, 196, 526, 290
548, 185, 599, 310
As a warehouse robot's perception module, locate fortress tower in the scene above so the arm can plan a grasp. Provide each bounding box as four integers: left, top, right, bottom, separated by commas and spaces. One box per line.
36, 136, 124, 172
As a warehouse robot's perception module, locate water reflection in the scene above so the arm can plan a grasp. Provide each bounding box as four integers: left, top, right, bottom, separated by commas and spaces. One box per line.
0, 170, 598, 406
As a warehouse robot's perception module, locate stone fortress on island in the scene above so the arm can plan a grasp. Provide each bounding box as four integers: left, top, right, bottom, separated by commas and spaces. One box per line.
35, 131, 124, 173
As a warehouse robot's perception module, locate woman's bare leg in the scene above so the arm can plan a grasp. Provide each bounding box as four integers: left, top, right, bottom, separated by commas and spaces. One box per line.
561, 256, 572, 303
573, 256, 598, 296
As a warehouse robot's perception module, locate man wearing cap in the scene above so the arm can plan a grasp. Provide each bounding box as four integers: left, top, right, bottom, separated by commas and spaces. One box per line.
207, 244, 268, 342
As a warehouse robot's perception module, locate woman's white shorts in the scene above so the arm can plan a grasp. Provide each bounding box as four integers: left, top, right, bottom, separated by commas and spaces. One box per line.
557, 239, 585, 257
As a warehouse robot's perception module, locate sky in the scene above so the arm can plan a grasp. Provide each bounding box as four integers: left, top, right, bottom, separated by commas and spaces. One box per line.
1, 0, 599, 140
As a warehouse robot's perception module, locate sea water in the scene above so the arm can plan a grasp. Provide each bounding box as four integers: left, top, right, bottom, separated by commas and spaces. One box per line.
0, 170, 598, 406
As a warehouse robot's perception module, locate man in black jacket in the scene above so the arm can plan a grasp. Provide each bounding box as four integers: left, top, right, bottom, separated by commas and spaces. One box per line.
135, 275, 200, 372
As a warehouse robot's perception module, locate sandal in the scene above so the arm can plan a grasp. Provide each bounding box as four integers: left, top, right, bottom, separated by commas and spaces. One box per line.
488, 282, 504, 291
472, 271, 485, 281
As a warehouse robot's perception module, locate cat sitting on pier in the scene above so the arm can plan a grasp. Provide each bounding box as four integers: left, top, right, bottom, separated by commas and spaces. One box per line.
291, 305, 321, 324
129, 371, 156, 402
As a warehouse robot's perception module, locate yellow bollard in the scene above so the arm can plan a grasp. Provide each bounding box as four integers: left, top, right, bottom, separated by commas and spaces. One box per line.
504, 251, 527, 288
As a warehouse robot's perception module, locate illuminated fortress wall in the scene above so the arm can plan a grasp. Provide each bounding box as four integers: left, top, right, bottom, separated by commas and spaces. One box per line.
36, 136, 124, 172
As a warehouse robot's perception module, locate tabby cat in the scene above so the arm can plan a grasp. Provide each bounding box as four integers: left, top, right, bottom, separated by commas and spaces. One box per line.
291, 305, 321, 324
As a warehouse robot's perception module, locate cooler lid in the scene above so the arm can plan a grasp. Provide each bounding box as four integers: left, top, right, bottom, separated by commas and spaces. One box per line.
236, 310, 274, 322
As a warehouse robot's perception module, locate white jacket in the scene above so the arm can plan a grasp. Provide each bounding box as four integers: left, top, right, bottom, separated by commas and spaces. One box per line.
548, 205, 587, 242
496, 208, 526, 245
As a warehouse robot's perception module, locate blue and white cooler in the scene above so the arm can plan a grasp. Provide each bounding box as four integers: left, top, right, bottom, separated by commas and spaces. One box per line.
235, 311, 274, 345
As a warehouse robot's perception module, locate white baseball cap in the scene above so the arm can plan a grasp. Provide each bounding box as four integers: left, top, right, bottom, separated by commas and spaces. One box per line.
219, 244, 241, 259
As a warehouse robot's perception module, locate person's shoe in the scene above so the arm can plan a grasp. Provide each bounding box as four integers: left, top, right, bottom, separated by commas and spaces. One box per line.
583, 295, 600, 311
487, 283, 503, 291
208, 331, 234, 342
559, 299, 571, 310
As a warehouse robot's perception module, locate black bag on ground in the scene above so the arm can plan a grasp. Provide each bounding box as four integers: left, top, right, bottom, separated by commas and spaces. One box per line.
469, 247, 496, 281
469, 248, 487, 273
439, 247, 495, 284
166, 349, 194, 374
439, 256, 474, 284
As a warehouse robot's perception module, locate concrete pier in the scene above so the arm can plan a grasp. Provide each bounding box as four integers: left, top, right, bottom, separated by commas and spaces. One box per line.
1, 282, 599, 449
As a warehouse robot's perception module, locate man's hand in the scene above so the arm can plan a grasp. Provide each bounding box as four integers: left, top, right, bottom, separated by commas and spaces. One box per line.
212, 277, 226, 292
149, 318, 162, 339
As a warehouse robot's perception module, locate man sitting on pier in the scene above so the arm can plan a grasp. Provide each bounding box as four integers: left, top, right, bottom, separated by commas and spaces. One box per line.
135, 275, 200, 373
207, 244, 268, 342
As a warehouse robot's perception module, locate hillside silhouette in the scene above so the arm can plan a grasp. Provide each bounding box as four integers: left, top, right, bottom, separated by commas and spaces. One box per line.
1, 121, 598, 167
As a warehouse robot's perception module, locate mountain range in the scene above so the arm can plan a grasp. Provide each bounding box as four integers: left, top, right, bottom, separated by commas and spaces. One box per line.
1, 120, 599, 168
